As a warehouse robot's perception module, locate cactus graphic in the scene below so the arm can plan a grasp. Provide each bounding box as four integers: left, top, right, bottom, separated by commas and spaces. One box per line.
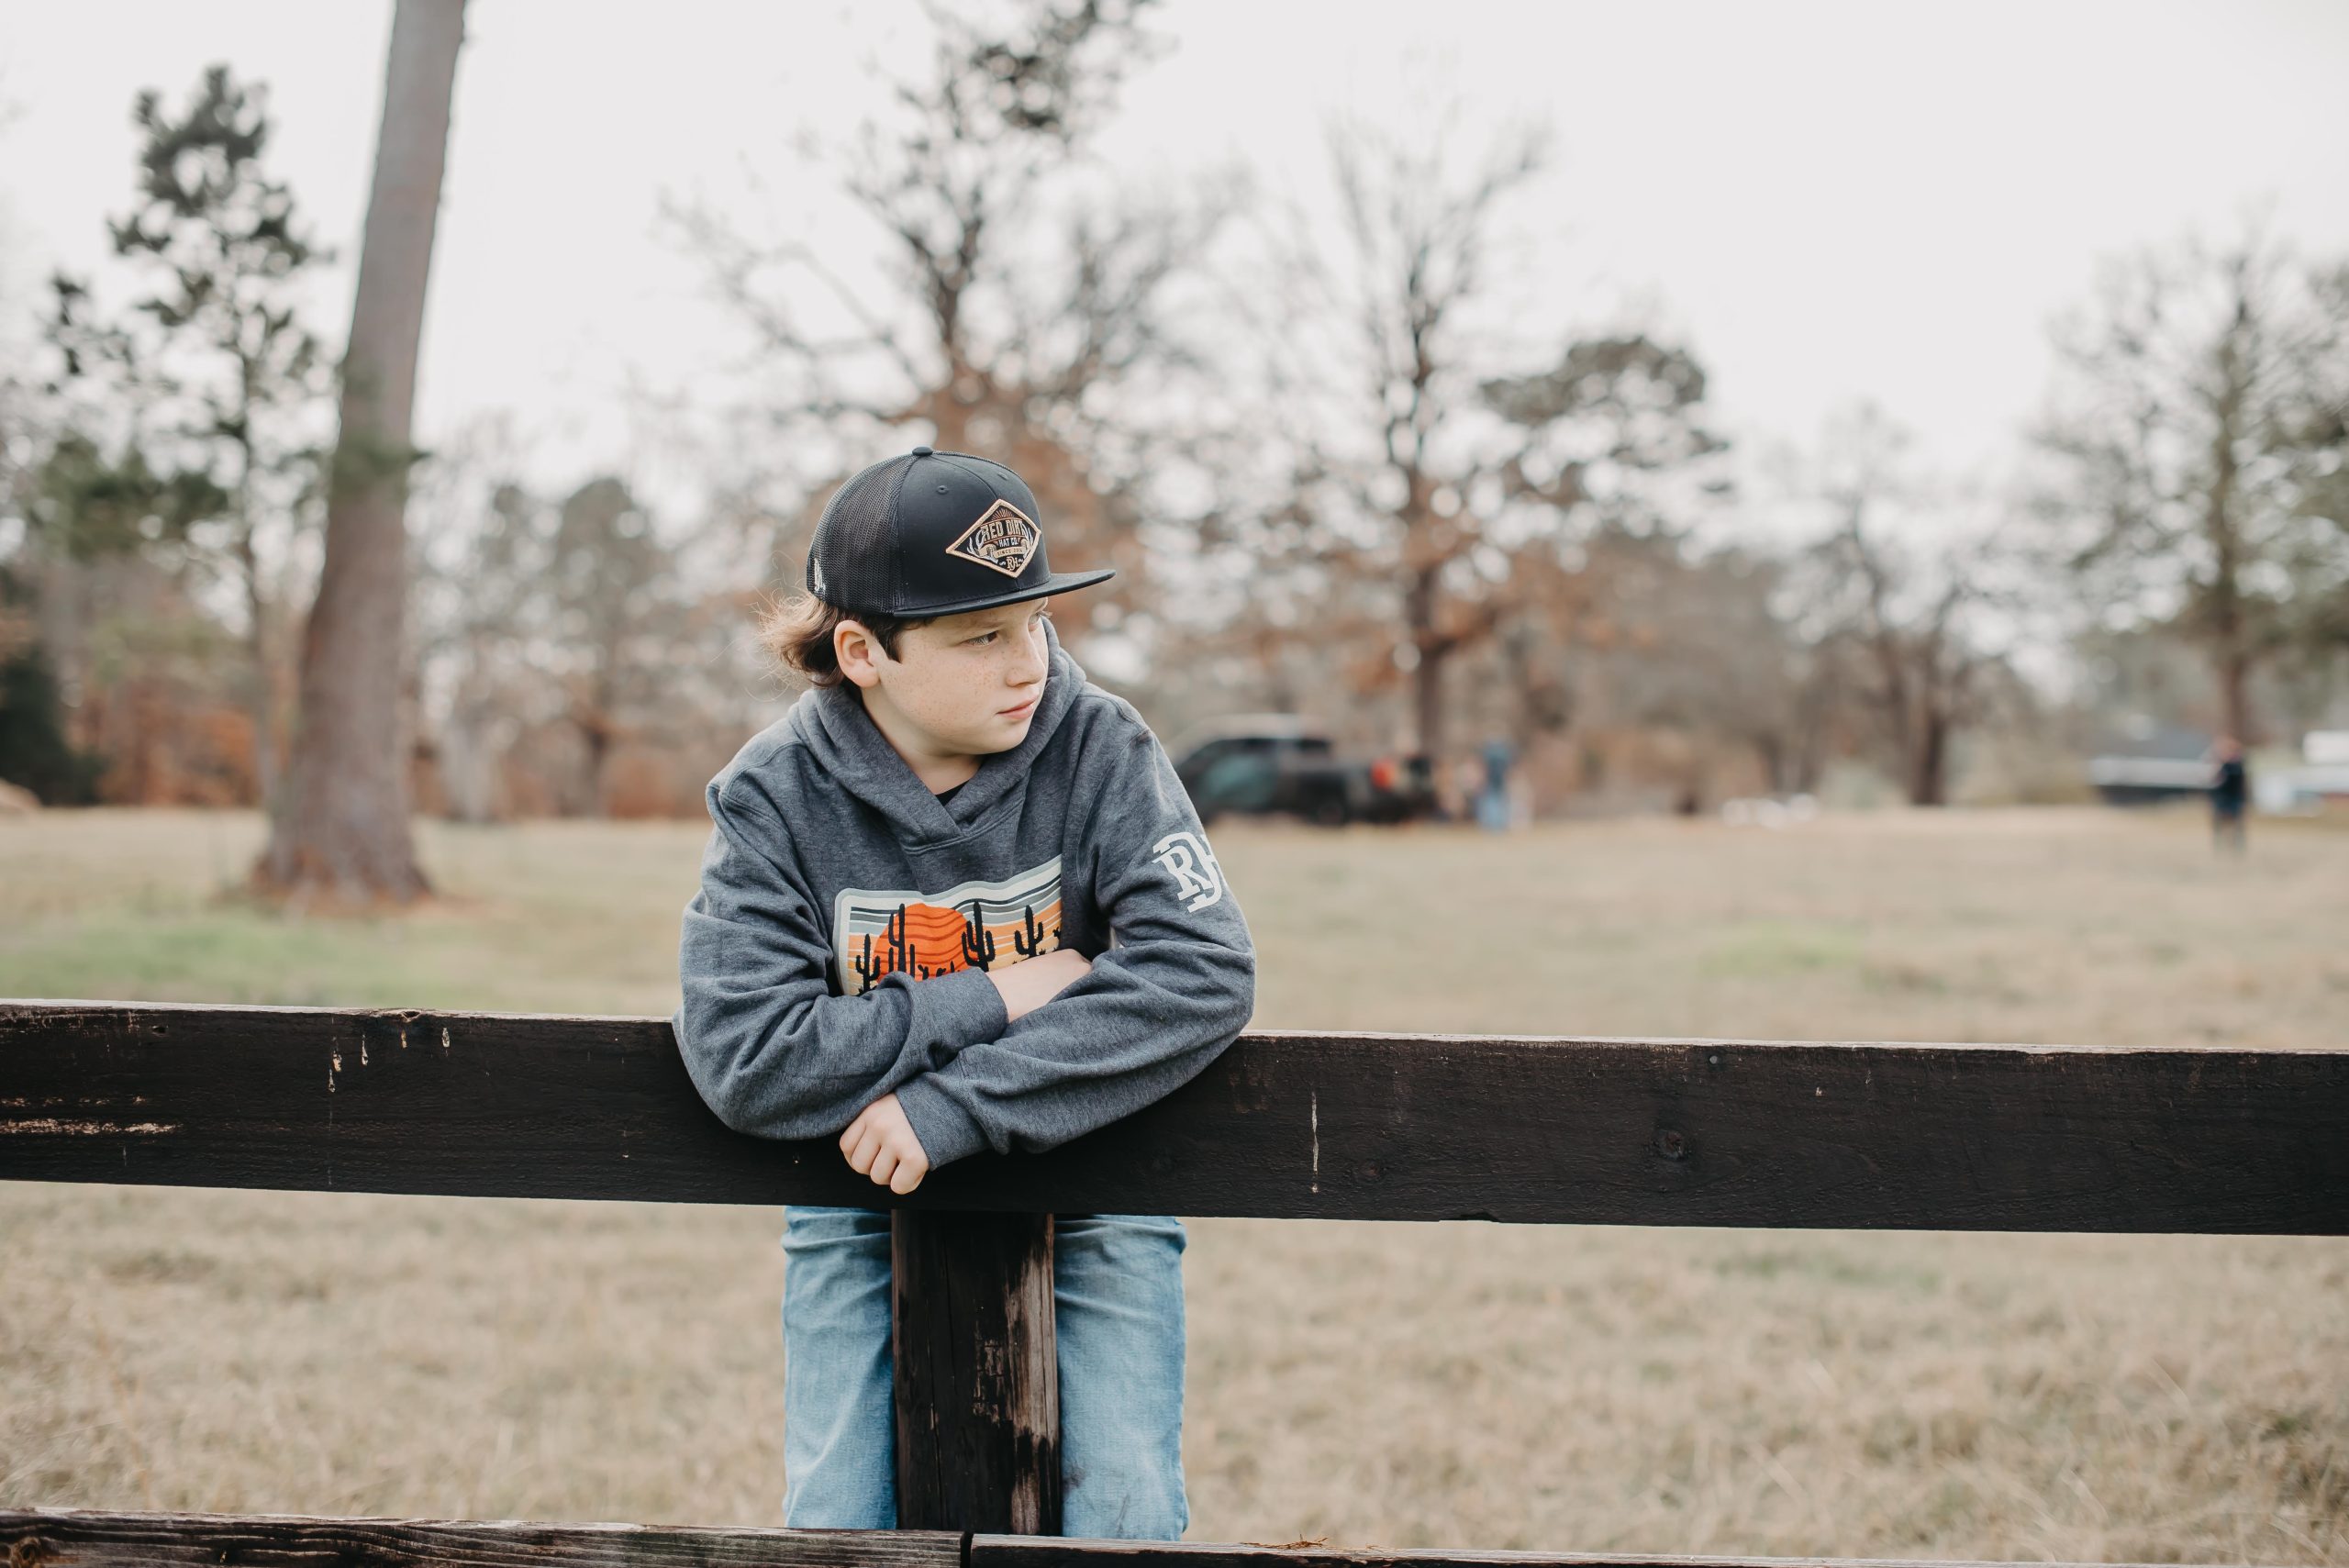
882, 904, 912, 976
851, 932, 878, 994
959, 901, 997, 971
1011, 903, 1051, 959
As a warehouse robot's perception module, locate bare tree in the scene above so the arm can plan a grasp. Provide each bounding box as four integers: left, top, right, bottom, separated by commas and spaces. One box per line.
2280, 261, 2349, 667
2032, 222, 2348, 743
1792, 405, 2003, 806
1236, 103, 1725, 762
667, 0, 1230, 653
258, 0, 465, 906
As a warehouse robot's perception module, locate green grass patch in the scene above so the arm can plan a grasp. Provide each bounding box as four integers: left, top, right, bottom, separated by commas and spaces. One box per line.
1700, 919, 1866, 978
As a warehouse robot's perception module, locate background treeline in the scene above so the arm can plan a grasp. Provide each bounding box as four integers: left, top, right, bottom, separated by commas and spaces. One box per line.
4, 2, 2345, 821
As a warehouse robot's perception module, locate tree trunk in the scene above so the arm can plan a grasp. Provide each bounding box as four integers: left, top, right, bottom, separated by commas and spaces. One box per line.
1909, 706, 1950, 806
1413, 647, 1446, 763
2219, 649, 2254, 747
239, 528, 277, 816
230, 388, 280, 817
1406, 565, 1444, 761
33, 552, 92, 756
581, 722, 609, 817
2203, 326, 2254, 747
256, 0, 464, 906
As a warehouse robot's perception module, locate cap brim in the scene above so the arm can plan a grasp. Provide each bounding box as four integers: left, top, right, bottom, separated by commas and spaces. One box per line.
900, 567, 1116, 618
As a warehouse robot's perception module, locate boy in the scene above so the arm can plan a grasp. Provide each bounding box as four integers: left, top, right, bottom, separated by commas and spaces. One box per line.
672, 444, 1256, 1539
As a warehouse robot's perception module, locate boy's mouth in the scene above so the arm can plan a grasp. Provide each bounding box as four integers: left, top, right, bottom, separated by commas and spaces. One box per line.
998, 695, 1039, 718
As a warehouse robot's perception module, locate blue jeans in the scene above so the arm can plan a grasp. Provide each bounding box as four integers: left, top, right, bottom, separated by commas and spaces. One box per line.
779, 1207, 1189, 1539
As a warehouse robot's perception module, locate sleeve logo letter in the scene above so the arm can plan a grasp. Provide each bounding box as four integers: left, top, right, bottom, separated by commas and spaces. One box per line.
1151, 830, 1225, 912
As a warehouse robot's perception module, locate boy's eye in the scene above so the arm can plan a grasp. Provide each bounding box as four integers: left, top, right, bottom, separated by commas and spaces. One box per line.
966, 609, 1050, 646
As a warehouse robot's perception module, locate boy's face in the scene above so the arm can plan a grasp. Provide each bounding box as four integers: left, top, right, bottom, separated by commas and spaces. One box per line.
837, 597, 1053, 760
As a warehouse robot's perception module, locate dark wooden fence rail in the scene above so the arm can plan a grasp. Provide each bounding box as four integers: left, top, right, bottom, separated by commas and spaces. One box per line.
5, 997, 2344, 1562
4, 1000, 2343, 1230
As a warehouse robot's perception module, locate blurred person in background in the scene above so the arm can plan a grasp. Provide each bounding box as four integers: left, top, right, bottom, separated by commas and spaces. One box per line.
2207, 735, 2249, 854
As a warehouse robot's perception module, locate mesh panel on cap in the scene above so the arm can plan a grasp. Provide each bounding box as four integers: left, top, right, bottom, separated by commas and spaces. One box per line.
812, 457, 906, 613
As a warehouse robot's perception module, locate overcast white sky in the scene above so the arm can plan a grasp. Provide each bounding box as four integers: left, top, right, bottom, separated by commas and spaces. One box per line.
4, 1, 2346, 532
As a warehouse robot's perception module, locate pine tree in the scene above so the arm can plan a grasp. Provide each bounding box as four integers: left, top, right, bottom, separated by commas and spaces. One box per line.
50, 63, 334, 815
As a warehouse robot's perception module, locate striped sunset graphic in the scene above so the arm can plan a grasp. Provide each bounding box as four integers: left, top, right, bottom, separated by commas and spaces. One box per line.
833, 858, 1065, 995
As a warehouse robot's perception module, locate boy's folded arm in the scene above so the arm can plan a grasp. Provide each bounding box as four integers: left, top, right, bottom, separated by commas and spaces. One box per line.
891, 930, 1254, 1168
893, 712, 1257, 1169
672, 784, 1011, 1140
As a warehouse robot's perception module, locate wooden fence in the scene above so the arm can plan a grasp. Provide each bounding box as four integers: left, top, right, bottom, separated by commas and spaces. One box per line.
4, 997, 2344, 1568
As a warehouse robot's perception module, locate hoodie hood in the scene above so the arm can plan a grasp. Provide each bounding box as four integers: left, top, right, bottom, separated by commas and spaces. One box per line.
785, 614, 1087, 848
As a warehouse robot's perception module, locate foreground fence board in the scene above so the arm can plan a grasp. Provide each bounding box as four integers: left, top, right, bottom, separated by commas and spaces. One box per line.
0, 1511, 2228, 1568
971, 1540, 2230, 1568
2, 999, 2343, 1232
0, 1510, 959, 1568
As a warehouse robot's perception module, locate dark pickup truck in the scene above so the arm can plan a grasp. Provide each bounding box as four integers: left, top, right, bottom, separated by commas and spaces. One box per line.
1170, 715, 1437, 827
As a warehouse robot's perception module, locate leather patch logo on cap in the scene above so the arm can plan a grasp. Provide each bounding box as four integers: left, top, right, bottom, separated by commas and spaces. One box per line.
944, 498, 1041, 578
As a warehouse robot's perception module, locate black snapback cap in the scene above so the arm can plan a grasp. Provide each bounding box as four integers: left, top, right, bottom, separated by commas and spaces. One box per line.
805, 445, 1116, 619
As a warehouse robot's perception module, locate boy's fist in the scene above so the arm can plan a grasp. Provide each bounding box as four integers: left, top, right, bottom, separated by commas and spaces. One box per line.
841, 1093, 930, 1194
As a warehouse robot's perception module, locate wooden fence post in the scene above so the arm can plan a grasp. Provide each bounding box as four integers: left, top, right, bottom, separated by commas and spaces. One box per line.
891, 1209, 1061, 1533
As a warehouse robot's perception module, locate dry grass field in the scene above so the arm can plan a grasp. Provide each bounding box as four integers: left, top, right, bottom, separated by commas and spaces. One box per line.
2, 804, 2344, 1562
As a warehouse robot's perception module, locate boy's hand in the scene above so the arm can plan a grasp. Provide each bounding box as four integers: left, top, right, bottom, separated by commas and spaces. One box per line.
841, 951, 1091, 1192
987, 947, 1095, 1023
840, 1093, 930, 1194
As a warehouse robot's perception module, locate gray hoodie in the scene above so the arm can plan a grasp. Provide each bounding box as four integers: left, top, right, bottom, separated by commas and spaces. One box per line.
671, 617, 1256, 1170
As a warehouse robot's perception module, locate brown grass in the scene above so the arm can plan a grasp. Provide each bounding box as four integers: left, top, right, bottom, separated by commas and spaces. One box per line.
1, 804, 2344, 1561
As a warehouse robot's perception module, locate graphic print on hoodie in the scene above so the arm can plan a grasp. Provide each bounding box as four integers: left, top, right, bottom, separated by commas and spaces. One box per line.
835, 861, 1064, 994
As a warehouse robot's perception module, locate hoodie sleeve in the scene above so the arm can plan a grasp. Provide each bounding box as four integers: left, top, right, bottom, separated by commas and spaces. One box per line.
672, 778, 1012, 1140
892, 706, 1257, 1168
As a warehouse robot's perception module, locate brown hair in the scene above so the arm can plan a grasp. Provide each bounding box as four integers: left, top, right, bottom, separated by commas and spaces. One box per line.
756, 590, 936, 688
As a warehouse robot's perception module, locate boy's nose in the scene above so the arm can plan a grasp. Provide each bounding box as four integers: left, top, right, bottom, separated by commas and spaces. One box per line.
1010, 632, 1048, 685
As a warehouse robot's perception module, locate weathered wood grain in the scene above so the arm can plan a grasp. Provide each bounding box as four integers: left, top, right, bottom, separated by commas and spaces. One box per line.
3, 999, 2343, 1232
893, 1210, 1060, 1532
0, 1510, 2229, 1568
0, 1508, 958, 1568
970, 1537, 2231, 1568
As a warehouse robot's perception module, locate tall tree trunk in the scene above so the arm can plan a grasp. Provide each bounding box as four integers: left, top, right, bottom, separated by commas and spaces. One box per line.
256, 0, 465, 906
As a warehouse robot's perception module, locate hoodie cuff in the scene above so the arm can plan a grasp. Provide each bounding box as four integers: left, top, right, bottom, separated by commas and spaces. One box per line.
921, 962, 1011, 1051
895, 1073, 992, 1170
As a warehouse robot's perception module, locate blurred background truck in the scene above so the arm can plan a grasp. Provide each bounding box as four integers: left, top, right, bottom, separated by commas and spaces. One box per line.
1169, 715, 1439, 828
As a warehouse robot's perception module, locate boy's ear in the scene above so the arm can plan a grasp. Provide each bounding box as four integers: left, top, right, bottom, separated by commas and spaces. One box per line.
835, 618, 887, 689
